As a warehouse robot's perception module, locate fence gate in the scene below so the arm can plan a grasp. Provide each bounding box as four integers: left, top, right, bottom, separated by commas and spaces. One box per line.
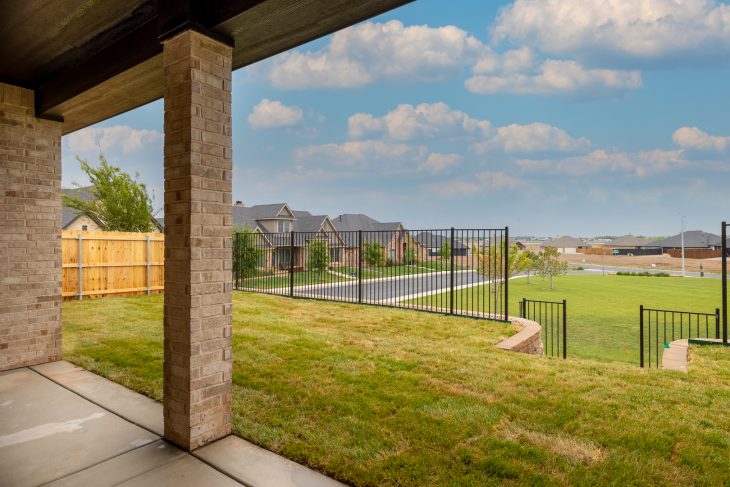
520, 298, 567, 358
639, 305, 720, 368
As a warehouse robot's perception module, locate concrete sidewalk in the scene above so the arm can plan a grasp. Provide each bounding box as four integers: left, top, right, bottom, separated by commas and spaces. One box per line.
0, 361, 343, 487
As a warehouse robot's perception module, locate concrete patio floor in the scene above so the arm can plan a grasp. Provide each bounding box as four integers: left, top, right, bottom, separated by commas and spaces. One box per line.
0, 361, 344, 487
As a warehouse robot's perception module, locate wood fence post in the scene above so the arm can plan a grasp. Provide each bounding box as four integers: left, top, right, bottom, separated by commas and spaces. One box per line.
77, 234, 83, 301
146, 235, 151, 295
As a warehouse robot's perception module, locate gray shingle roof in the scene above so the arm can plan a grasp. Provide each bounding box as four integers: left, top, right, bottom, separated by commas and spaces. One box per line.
62, 187, 95, 228
608, 235, 658, 248
545, 236, 584, 248
413, 232, 468, 250
333, 214, 403, 247
655, 230, 720, 249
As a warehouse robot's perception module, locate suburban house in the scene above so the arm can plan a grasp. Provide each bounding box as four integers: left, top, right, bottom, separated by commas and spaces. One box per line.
233, 202, 344, 269
655, 230, 723, 258
62, 187, 163, 232
414, 231, 469, 257
333, 213, 407, 264
607, 235, 662, 256
543, 236, 585, 254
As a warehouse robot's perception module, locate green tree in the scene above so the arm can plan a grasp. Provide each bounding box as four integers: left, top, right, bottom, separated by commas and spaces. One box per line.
363, 241, 384, 266
537, 247, 569, 290
63, 153, 158, 232
475, 242, 522, 312
307, 239, 329, 275
233, 228, 264, 279
438, 241, 451, 267
521, 250, 540, 284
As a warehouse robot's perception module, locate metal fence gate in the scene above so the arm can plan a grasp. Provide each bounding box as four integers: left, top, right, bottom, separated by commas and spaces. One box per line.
639, 305, 720, 368
233, 227, 510, 321
519, 298, 567, 358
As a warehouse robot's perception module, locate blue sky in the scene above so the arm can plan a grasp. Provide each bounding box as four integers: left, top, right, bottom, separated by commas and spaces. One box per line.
61, 0, 730, 237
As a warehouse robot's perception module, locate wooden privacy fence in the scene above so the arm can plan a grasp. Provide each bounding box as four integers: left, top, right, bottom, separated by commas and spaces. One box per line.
62, 230, 164, 300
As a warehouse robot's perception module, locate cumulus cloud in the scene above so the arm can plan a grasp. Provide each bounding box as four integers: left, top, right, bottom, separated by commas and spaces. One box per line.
248, 99, 303, 129
475, 171, 525, 189
419, 153, 461, 174
673, 127, 730, 152
473, 122, 591, 154
294, 140, 427, 167
269, 20, 485, 89
348, 102, 491, 141
421, 180, 481, 198
66, 125, 162, 154
491, 0, 730, 65
466, 58, 642, 98
515, 149, 686, 176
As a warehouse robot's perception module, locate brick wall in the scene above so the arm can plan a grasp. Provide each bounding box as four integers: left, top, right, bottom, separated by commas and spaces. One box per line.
162, 30, 233, 450
0, 83, 62, 371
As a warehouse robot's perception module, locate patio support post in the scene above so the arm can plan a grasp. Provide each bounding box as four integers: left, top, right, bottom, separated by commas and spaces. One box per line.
162, 30, 234, 450
0, 83, 62, 371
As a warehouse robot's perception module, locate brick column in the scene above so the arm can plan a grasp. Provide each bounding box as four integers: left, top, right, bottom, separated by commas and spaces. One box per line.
162, 30, 233, 450
0, 83, 62, 371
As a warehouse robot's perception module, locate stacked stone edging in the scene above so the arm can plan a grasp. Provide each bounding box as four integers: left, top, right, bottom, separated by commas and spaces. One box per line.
495, 317, 543, 355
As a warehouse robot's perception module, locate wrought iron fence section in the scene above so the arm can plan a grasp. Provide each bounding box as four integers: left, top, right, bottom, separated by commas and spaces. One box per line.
233, 227, 510, 321
520, 298, 567, 358
639, 305, 720, 368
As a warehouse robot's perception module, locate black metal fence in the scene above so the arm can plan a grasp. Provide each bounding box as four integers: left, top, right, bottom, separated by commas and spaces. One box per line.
519, 298, 566, 358
639, 305, 720, 368
722, 221, 729, 345
233, 227, 510, 321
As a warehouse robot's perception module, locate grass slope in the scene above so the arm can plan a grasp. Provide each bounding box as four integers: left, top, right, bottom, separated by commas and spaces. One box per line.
417, 274, 720, 363
63, 292, 730, 486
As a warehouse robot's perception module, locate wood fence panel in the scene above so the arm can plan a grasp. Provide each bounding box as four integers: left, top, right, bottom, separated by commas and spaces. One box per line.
62, 230, 165, 300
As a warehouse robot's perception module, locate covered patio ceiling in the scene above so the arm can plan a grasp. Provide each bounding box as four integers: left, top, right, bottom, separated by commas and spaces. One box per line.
0, 0, 413, 135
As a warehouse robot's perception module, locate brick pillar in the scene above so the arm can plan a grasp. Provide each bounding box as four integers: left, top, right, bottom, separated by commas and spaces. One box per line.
162, 30, 233, 450
0, 83, 62, 371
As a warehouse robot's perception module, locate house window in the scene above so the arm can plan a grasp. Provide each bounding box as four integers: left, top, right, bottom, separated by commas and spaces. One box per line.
277, 220, 291, 233
329, 247, 340, 263
81, 225, 88, 231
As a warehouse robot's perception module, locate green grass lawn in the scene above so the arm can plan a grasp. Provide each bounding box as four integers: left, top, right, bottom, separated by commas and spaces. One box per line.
239, 270, 347, 289
63, 292, 730, 486
415, 274, 721, 364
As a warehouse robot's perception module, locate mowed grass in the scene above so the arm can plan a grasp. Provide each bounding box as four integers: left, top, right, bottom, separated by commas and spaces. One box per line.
63, 293, 730, 486
416, 274, 721, 364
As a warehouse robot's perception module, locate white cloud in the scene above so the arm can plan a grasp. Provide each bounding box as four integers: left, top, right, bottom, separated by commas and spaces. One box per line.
515, 149, 686, 176
248, 99, 303, 129
269, 20, 485, 89
475, 171, 525, 189
673, 127, 730, 152
66, 125, 162, 155
492, 0, 730, 65
473, 122, 591, 154
466, 58, 641, 98
348, 102, 491, 141
419, 153, 461, 174
422, 180, 481, 198
294, 140, 427, 167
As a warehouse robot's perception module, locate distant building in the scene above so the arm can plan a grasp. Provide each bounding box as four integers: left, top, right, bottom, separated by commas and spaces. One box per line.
543, 236, 584, 254
332, 213, 406, 263
413, 232, 469, 257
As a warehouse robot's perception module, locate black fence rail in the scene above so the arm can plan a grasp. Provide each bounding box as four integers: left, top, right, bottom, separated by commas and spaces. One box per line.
639, 305, 720, 368
233, 227, 510, 321
519, 298, 566, 358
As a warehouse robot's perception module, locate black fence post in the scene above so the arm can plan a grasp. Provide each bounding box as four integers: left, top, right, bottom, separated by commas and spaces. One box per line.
449, 227, 455, 315
640, 305, 644, 368
519, 298, 525, 319
562, 299, 567, 359
504, 226, 509, 321
716, 308, 721, 339
233, 232, 239, 290
358, 230, 363, 304
723, 221, 727, 344
289, 231, 294, 297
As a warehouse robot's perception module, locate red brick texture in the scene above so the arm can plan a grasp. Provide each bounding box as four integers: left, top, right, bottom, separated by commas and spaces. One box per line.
162, 30, 234, 450
0, 83, 62, 371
